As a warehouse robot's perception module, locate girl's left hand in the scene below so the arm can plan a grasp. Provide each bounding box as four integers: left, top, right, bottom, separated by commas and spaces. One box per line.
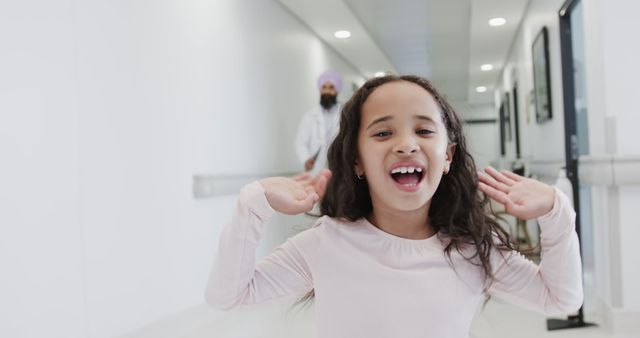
477, 167, 555, 220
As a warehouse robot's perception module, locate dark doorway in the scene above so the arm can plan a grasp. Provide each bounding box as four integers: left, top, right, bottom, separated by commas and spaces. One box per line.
512, 84, 521, 159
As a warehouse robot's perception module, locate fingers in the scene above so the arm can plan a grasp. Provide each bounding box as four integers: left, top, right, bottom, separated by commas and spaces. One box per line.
304, 185, 315, 194
477, 170, 510, 193
308, 169, 332, 187
478, 182, 514, 209
317, 168, 332, 178
294, 186, 309, 200
295, 190, 319, 212
484, 166, 517, 186
312, 169, 332, 182
478, 182, 506, 203
291, 172, 312, 183
501, 170, 525, 182
288, 170, 332, 213
314, 174, 329, 200
302, 169, 332, 200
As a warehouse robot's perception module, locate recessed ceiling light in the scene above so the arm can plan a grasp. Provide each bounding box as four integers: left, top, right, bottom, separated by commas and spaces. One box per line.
480, 64, 494, 71
476, 86, 487, 93
334, 30, 351, 39
374, 71, 386, 77
489, 18, 506, 26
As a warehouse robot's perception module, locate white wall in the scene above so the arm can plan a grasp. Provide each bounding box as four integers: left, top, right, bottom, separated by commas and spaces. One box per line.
582, 0, 640, 325
598, 1, 640, 311
491, 0, 568, 260
0, 1, 362, 337
499, 0, 640, 332
0, 1, 87, 337
457, 103, 500, 170
497, 0, 567, 179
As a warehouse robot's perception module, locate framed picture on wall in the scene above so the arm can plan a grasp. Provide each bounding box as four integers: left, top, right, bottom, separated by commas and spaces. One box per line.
499, 93, 512, 157
532, 26, 553, 123
504, 93, 512, 141
499, 101, 505, 156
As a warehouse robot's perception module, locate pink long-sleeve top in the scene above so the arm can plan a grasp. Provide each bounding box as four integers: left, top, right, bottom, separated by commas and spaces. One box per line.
205, 181, 583, 338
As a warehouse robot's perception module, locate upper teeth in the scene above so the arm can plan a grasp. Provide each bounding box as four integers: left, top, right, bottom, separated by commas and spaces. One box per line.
391, 166, 423, 174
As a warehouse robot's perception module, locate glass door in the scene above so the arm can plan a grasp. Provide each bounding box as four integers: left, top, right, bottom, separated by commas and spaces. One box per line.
554, 0, 596, 330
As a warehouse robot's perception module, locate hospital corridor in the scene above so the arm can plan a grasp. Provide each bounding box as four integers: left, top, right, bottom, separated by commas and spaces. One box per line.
1, 0, 640, 337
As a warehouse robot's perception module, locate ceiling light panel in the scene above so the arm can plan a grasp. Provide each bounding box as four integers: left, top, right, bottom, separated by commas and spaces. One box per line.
334, 30, 351, 38
489, 17, 506, 26
480, 64, 493, 71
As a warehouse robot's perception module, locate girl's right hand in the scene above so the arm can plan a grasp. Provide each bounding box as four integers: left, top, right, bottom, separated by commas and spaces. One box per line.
259, 169, 332, 215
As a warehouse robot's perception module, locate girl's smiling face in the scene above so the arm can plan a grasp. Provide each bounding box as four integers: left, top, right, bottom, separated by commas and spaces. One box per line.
355, 80, 455, 213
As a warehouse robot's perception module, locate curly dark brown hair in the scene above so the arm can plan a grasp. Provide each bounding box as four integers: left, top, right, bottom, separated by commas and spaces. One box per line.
297, 75, 513, 305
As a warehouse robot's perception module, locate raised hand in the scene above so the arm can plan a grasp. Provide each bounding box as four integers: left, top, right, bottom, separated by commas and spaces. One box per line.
477, 167, 555, 220
259, 169, 332, 215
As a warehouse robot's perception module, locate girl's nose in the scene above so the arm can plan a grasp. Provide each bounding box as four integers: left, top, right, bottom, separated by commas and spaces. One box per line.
393, 135, 420, 155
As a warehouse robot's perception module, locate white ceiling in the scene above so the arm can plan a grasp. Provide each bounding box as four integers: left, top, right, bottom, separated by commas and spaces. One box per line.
344, 0, 472, 103
277, 0, 530, 106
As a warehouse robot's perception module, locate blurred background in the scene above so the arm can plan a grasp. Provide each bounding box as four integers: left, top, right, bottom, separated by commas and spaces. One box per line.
1, 0, 639, 337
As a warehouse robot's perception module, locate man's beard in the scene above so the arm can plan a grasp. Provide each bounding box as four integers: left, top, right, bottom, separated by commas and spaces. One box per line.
320, 94, 337, 110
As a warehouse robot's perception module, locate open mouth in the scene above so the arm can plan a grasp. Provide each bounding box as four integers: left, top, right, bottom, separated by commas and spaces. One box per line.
390, 166, 424, 187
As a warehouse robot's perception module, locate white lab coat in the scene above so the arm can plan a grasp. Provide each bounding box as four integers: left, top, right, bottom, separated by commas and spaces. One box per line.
294, 104, 341, 175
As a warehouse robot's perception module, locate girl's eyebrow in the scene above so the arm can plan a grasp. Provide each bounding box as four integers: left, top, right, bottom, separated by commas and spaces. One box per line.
415, 115, 436, 123
366, 114, 435, 130
366, 116, 393, 130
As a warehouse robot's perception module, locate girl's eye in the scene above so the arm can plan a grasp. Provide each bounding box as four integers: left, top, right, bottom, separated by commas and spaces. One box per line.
373, 131, 392, 137
417, 129, 434, 135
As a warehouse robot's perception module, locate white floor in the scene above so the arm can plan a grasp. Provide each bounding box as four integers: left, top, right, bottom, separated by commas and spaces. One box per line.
470, 300, 634, 338
121, 246, 637, 338
121, 296, 638, 338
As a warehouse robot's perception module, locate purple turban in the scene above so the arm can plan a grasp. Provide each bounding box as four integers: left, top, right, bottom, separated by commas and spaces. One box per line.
317, 70, 343, 92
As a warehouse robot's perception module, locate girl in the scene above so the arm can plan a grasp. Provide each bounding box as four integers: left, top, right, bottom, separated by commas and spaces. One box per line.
205, 75, 582, 338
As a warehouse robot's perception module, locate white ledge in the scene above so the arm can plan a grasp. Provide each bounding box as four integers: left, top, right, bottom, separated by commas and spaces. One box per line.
579, 155, 640, 186
192, 172, 298, 198
192, 154, 640, 199
526, 159, 565, 182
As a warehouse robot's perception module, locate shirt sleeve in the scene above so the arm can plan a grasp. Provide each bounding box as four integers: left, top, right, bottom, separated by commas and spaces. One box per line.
204, 181, 314, 310
487, 187, 583, 316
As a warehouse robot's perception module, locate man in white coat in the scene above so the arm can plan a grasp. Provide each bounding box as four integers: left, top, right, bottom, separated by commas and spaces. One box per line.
295, 70, 343, 173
